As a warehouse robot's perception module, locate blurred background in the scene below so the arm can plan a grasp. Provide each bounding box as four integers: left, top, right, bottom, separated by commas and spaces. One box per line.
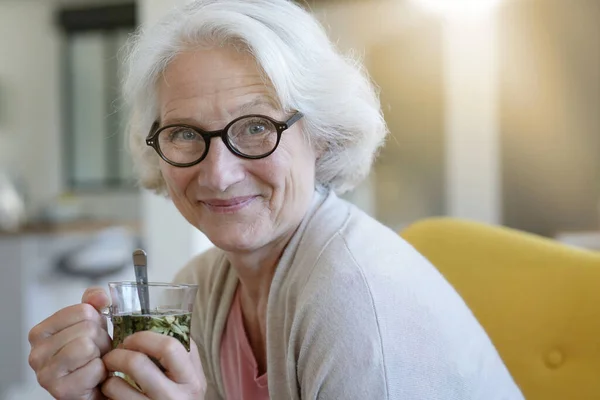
0, 0, 598, 398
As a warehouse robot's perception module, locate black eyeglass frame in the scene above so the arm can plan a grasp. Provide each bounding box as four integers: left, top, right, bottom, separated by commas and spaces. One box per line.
146, 111, 304, 168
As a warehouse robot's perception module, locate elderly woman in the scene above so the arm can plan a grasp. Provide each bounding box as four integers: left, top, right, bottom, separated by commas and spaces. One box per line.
28, 1, 524, 399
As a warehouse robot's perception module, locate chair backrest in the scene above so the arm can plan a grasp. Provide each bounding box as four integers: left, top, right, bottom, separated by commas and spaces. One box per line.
401, 217, 600, 400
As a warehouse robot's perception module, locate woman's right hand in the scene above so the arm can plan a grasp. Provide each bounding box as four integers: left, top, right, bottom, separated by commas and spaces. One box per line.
28, 287, 112, 400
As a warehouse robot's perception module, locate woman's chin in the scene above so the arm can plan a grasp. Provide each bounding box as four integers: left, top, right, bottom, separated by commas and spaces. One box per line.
202, 226, 265, 253
209, 237, 260, 253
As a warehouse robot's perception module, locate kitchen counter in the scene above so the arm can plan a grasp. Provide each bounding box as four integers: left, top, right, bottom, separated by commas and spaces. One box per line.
0, 219, 141, 237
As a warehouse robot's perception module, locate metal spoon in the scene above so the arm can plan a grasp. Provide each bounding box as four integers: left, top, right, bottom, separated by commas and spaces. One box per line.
132, 249, 150, 315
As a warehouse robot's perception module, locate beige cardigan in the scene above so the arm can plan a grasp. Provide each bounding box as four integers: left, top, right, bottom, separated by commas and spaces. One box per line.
174, 189, 524, 399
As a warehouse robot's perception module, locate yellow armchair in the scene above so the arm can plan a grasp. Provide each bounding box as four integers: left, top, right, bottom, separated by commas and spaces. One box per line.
401, 217, 600, 400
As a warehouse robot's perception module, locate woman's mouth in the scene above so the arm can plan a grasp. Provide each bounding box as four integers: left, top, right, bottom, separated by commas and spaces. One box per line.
200, 196, 258, 214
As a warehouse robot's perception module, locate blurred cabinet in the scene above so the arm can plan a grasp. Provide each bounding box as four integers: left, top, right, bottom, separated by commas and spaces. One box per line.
499, 0, 600, 236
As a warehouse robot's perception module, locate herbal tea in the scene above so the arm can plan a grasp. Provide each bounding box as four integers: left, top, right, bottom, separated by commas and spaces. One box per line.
111, 310, 192, 351
110, 310, 192, 391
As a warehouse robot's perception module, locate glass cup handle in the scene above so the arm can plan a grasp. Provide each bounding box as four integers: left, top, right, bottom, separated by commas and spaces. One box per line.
101, 306, 115, 339
100, 305, 113, 320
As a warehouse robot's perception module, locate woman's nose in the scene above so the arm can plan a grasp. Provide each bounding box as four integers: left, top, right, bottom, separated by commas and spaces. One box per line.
197, 138, 245, 192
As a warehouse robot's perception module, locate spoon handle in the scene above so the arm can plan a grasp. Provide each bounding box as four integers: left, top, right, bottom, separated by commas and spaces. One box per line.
133, 249, 150, 315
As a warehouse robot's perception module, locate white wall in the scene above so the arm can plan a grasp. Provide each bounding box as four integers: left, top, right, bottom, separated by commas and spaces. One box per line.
0, 1, 62, 212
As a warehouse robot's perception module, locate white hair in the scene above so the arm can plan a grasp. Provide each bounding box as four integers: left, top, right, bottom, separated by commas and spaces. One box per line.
121, 0, 388, 195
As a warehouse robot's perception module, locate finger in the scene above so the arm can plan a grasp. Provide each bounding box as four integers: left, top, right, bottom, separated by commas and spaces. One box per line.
29, 303, 107, 347
81, 287, 111, 312
37, 357, 107, 399
38, 335, 104, 381
29, 319, 111, 372
123, 331, 196, 383
103, 348, 174, 399
102, 376, 149, 400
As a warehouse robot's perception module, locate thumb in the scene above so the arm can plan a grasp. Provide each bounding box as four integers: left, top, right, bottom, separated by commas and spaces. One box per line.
81, 287, 110, 312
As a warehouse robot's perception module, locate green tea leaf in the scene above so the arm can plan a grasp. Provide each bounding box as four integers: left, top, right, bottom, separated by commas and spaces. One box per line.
170, 324, 184, 336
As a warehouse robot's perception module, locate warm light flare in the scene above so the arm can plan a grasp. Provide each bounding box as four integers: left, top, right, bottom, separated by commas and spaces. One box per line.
412, 0, 503, 19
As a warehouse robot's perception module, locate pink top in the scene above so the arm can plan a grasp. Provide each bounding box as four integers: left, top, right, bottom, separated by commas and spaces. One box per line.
220, 285, 269, 399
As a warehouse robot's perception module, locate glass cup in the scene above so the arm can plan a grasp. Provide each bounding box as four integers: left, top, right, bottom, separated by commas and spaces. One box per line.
103, 281, 198, 391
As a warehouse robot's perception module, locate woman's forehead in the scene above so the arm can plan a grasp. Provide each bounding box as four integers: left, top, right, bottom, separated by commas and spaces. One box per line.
160, 47, 263, 90
157, 48, 281, 123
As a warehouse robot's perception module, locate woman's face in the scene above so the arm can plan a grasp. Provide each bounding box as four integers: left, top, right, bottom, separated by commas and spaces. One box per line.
156, 46, 317, 252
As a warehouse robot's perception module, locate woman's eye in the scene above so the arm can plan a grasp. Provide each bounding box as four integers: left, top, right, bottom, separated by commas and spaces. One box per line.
172, 129, 198, 141
247, 123, 266, 135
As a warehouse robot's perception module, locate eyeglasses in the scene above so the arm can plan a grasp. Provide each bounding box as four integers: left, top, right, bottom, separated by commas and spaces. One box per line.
146, 111, 304, 167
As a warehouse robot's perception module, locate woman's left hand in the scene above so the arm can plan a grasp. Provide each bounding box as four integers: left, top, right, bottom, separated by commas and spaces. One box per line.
101, 331, 206, 400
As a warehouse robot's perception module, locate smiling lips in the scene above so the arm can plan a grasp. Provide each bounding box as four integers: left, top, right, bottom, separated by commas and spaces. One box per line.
200, 195, 258, 213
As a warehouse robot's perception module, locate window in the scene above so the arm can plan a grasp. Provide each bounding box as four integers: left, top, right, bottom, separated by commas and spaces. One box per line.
57, 3, 137, 190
